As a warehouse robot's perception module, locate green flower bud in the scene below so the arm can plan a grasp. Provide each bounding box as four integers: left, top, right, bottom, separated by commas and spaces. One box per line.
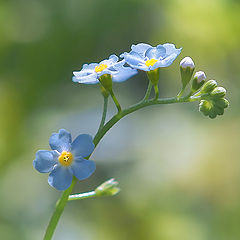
99, 74, 113, 92
180, 57, 195, 89
199, 97, 229, 119
95, 178, 120, 197
191, 71, 206, 92
201, 80, 217, 93
210, 87, 226, 99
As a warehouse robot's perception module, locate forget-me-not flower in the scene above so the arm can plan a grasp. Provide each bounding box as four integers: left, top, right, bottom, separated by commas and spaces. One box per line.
72, 54, 137, 84
120, 43, 182, 71
33, 129, 96, 190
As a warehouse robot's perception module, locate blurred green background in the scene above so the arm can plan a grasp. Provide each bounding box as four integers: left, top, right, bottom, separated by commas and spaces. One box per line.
0, 0, 240, 239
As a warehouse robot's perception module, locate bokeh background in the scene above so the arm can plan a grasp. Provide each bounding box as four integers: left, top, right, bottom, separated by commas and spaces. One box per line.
0, 0, 240, 239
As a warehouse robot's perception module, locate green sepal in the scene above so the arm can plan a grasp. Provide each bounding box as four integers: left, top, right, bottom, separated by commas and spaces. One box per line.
147, 68, 160, 86
192, 77, 205, 92
99, 74, 113, 92
180, 66, 194, 89
100, 85, 109, 98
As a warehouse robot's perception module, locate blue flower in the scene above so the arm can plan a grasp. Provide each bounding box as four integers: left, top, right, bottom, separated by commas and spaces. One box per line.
72, 54, 137, 84
33, 129, 96, 190
120, 43, 182, 71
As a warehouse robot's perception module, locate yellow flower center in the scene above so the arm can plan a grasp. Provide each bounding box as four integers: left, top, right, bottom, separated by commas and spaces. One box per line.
145, 59, 158, 67
58, 151, 73, 167
95, 64, 108, 73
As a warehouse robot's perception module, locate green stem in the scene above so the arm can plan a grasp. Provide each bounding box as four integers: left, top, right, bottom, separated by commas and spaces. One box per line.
143, 81, 153, 101
43, 177, 78, 240
97, 96, 108, 133
109, 90, 122, 113
154, 84, 159, 100
68, 191, 96, 201
43, 93, 203, 240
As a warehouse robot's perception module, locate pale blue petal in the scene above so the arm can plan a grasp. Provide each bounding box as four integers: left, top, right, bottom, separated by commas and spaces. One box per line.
72, 73, 99, 84
121, 51, 145, 67
71, 157, 96, 180
71, 134, 95, 158
49, 129, 72, 153
48, 165, 73, 190
150, 53, 179, 70
145, 46, 166, 59
33, 150, 59, 173
162, 43, 182, 56
112, 67, 138, 82
131, 43, 152, 57
100, 54, 119, 66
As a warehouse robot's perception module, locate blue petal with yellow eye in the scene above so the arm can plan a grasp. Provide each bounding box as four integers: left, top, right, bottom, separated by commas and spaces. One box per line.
33, 129, 96, 191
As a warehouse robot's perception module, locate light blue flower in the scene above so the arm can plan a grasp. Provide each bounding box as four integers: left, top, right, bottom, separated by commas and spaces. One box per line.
120, 43, 182, 71
33, 129, 96, 190
72, 54, 138, 84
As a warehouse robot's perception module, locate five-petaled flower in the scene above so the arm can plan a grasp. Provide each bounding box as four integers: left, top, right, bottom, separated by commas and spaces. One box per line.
72, 54, 137, 84
33, 129, 96, 190
120, 43, 182, 71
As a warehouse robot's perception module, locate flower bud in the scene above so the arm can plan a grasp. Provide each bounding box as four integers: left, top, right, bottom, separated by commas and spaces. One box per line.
201, 80, 217, 93
95, 178, 120, 197
180, 57, 195, 89
191, 71, 206, 91
210, 87, 226, 99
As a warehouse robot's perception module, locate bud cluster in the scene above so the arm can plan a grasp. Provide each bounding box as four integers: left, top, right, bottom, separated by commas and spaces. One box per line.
199, 80, 229, 119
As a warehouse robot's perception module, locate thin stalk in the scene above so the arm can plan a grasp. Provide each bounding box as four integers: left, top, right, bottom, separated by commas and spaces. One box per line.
109, 90, 122, 113
68, 191, 96, 201
97, 96, 108, 133
143, 81, 153, 101
154, 84, 159, 100
43, 177, 78, 240
43, 92, 203, 240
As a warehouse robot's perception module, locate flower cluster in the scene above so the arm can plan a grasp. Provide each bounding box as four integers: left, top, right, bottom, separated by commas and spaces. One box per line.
72, 43, 181, 85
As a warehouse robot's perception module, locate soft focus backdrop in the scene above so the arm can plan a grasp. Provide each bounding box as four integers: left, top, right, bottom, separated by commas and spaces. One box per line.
0, 0, 240, 239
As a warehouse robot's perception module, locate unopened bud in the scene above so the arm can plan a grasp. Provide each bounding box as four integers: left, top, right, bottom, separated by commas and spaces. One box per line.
192, 71, 206, 92
201, 80, 217, 93
180, 57, 195, 89
210, 87, 226, 99
95, 178, 120, 197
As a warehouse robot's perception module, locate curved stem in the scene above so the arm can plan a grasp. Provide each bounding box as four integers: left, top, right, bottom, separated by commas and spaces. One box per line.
109, 90, 122, 113
43, 92, 203, 240
143, 81, 152, 101
43, 177, 78, 240
97, 96, 108, 133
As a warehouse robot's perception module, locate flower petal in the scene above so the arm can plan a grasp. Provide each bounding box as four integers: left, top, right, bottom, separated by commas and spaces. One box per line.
100, 54, 119, 66
72, 73, 99, 84
48, 165, 73, 190
121, 51, 145, 68
150, 53, 179, 70
145, 46, 166, 59
33, 150, 59, 173
71, 134, 95, 158
161, 43, 182, 56
71, 157, 96, 180
112, 67, 138, 82
131, 43, 152, 57
49, 129, 72, 153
